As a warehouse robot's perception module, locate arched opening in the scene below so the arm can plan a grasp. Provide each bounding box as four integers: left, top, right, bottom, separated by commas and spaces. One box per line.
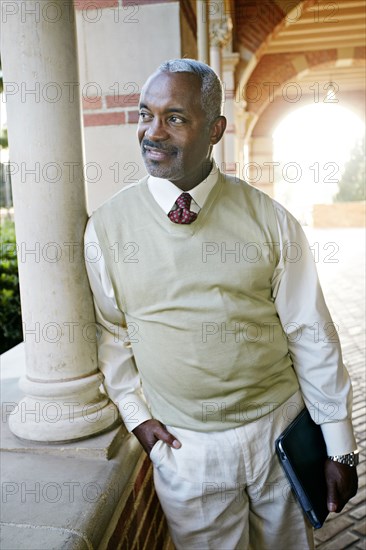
272, 104, 365, 224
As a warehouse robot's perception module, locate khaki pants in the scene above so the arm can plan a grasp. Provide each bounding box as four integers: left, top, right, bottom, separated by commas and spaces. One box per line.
150, 391, 314, 550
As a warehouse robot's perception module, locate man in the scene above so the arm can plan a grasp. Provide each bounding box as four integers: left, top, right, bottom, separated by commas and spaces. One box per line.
85, 59, 358, 549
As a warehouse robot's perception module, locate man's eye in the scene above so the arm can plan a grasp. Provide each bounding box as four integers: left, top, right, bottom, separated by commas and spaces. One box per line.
139, 112, 152, 121
170, 116, 184, 124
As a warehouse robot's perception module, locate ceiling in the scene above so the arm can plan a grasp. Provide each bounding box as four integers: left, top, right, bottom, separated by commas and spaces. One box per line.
268, 0, 366, 93
234, 0, 365, 124
268, 0, 365, 54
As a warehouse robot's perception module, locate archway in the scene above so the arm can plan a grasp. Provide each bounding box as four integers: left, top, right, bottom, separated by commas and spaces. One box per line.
272, 103, 365, 223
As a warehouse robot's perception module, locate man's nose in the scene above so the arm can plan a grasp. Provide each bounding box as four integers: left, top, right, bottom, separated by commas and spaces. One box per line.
145, 118, 168, 141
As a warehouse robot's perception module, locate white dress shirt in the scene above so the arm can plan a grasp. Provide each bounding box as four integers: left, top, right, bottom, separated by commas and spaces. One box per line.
84, 166, 356, 456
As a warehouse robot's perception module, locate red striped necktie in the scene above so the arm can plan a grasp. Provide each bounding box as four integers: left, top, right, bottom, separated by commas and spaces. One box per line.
168, 192, 198, 224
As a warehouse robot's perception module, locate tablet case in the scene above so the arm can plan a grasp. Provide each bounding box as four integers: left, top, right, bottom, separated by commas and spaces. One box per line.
275, 407, 329, 529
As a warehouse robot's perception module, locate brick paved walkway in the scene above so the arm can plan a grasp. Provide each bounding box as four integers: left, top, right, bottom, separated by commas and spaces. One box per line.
304, 228, 366, 550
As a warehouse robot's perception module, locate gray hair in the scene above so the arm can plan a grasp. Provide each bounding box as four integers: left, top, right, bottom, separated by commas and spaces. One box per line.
157, 58, 224, 127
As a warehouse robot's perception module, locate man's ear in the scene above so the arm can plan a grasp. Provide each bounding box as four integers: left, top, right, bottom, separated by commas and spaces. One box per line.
210, 116, 227, 145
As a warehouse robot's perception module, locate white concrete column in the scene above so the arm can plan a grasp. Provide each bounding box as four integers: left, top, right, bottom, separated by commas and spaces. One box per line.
222, 53, 240, 176
197, 0, 210, 64
210, 44, 223, 76
210, 41, 224, 168
248, 136, 275, 196
234, 102, 247, 174
2, 1, 118, 442
209, 13, 232, 170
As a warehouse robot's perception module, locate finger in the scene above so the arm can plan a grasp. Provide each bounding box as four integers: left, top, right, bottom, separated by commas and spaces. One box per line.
154, 425, 182, 449
326, 479, 339, 512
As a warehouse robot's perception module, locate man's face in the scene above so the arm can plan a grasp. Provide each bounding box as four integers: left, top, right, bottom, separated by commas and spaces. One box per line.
138, 72, 218, 190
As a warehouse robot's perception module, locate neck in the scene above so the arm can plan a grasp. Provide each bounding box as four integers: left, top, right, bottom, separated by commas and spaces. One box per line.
171, 159, 214, 192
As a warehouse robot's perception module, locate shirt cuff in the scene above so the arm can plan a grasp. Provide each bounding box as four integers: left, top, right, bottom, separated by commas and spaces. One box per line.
320, 419, 357, 455
116, 391, 153, 432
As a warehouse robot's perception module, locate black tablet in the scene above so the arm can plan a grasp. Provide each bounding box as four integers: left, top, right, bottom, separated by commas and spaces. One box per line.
275, 407, 329, 529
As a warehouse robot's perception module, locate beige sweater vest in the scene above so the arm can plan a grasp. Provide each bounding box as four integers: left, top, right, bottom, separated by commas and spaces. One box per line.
93, 171, 299, 430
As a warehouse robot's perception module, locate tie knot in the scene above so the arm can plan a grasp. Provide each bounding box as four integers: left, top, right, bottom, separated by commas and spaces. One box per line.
168, 192, 198, 224
176, 192, 192, 210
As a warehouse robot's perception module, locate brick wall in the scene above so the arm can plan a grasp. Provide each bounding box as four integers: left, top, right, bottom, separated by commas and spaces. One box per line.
106, 455, 172, 550
82, 93, 140, 127
74, 0, 193, 128
74, 0, 182, 210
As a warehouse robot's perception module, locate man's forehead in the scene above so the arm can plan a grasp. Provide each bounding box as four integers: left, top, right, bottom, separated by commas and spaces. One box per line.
141, 71, 201, 102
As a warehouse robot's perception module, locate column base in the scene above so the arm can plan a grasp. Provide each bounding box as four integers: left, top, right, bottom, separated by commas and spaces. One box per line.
8, 372, 120, 443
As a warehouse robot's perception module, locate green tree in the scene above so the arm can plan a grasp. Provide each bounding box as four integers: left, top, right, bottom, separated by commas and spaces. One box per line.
0, 54, 10, 206
0, 220, 22, 353
0, 128, 7, 148
334, 137, 366, 202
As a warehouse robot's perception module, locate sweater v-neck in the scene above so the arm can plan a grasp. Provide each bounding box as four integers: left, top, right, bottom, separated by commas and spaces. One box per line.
138, 173, 224, 236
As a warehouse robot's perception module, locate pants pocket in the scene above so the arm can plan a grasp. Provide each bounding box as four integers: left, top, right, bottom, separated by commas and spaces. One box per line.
149, 439, 165, 466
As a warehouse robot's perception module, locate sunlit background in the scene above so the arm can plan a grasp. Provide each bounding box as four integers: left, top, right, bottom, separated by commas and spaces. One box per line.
273, 103, 365, 223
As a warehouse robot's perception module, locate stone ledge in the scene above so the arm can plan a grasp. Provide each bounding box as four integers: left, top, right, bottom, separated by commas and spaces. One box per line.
1, 416, 126, 461
1, 413, 143, 550
0, 344, 147, 550
1, 344, 126, 460
0, 524, 92, 550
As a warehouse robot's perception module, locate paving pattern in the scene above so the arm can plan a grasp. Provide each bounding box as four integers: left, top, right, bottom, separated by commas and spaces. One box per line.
304, 228, 366, 550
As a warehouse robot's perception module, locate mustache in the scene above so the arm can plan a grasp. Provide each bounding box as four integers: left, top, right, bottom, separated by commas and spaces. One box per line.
142, 139, 178, 154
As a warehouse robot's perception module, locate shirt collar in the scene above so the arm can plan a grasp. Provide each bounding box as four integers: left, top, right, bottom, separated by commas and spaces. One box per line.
147, 161, 219, 214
